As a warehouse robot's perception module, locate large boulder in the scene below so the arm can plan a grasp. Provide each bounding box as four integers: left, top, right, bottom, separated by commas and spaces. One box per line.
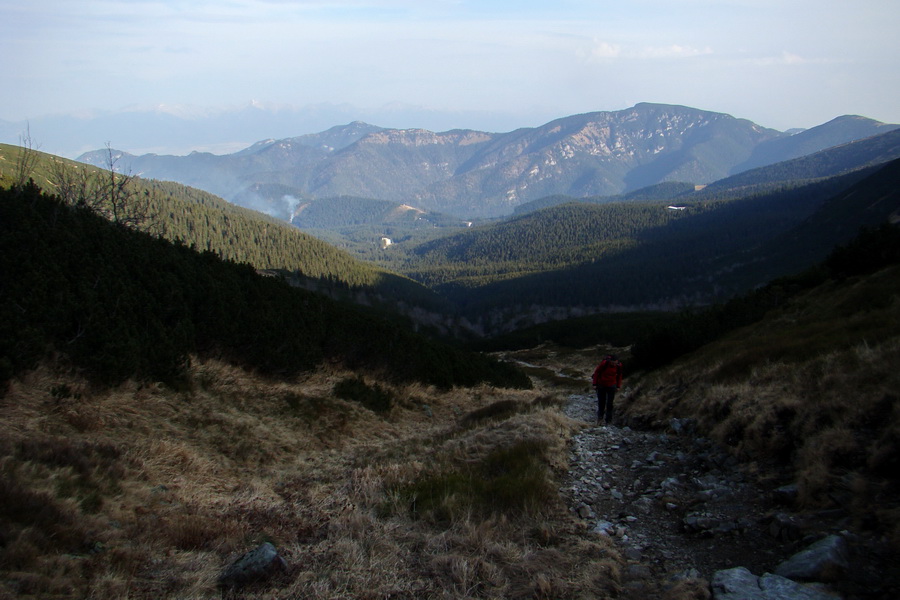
774, 534, 849, 582
218, 541, 287, 591
711, 567, 840, 600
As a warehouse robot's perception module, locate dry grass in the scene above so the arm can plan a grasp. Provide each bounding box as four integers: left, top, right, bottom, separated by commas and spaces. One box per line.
0, 356, 624, 599
625, 332, 900, 542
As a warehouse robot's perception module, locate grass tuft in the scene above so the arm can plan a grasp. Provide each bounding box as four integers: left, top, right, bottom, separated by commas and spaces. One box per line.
459, 399, 522, 427
397, 439, 554, 522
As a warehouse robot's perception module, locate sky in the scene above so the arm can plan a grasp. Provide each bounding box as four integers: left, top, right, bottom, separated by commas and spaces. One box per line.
3, 0, 899, 143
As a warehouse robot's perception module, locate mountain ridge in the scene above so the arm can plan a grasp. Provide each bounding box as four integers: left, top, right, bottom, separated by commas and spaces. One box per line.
76, 103, 898, 219
733, 114, 900, 173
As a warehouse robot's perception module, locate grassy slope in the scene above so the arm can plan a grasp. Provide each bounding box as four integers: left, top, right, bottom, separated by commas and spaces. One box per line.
624, 263, 900, 541
0, 359, 632, 600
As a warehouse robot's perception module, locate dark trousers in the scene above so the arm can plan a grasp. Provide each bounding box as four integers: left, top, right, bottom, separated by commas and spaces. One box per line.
596, 386, 616, 424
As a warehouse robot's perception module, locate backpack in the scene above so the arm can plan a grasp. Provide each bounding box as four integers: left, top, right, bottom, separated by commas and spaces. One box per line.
593, 357, 621, 386
601, 356, 621, 372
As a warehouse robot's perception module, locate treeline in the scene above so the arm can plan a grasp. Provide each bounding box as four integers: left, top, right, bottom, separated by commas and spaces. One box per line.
0, 182, 530, 390
511, 182, 698, 216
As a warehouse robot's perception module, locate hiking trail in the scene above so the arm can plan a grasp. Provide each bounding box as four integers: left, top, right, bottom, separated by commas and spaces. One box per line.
560, 391, 893, 598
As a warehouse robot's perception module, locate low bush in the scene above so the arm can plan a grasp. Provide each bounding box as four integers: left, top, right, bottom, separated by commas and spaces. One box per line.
334, 376, 394, 413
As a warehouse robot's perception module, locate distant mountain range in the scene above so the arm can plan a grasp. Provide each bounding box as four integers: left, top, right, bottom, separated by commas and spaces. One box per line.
76, 103, 899, 219
0, 102, 543, 159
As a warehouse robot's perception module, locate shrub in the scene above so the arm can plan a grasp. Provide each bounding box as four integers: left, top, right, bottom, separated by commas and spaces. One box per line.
0, 472, 88, 567
479, 440, 553, 513
334, 377, 393, 413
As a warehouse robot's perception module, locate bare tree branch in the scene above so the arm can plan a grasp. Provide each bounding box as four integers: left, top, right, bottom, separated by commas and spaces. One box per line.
48, 158, 92, 207
47, 144, 159, 233
13, 123, 40, 188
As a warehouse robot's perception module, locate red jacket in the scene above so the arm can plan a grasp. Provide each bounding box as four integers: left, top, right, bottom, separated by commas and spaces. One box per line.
592, 358, 623, 388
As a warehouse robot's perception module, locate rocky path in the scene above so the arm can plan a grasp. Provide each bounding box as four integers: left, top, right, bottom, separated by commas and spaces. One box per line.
559, 392, 894, 599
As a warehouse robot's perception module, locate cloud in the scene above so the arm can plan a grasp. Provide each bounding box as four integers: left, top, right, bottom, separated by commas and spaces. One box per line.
583, 40, 622, 61
581, 39, 712, 63
747, 51, 828, 67
636, 44, 713, 59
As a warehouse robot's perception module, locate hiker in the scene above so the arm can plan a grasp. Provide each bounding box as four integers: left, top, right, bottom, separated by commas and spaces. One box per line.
592, 354, 623, 425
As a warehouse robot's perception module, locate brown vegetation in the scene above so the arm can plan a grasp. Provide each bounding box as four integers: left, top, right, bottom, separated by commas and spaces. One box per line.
624, 266, 900, 545
0, 356, 623, 599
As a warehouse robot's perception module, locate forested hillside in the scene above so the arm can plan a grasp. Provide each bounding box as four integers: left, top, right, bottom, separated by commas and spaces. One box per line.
707, 127, 900, 191
0, 143, 443, 312
511, 182, 698, 216
0, 181, 528, 389
231, 184, 470, 261
718, 157, 900, 286
5, 138, 899, 342
295, 126, 900, 283
733, 114, 900, 172
377, 156, 900, 333
387, 201, 694, 288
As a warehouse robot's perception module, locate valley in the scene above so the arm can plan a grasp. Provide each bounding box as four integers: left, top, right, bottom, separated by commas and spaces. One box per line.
16, 106, 900, 335
1, 101, 900, 599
